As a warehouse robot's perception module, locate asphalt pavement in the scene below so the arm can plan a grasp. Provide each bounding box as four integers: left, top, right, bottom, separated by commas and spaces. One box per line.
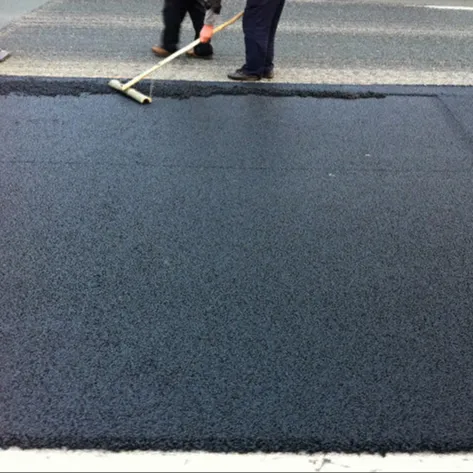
2, 90, 473, 452
1, 0, 473, 84
2, 0, 473, 458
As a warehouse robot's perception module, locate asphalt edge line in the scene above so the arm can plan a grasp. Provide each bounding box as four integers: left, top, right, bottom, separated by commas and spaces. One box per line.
2, 76, 473, 100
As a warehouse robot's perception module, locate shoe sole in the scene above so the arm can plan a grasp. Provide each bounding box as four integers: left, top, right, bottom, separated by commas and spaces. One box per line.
227, 75, 261, 81
229, 78, 261, 82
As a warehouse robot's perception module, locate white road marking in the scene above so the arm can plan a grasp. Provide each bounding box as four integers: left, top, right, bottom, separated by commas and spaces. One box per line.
2, 450, 473, 472
423, 5, 473, 10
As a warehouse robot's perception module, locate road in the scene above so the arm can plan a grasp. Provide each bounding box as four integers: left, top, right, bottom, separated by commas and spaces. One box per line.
1, 0, 473, 84
2, 0, 473, 466
2, 90, 473, 453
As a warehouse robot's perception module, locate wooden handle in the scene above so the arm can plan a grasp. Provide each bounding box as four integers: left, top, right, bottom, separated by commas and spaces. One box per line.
213, 10, 244, 34
123, 11, 244, 90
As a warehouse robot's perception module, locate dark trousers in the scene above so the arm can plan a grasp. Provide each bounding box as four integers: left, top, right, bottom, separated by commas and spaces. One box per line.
161, 0, 213, 56
243, 0, 286, 76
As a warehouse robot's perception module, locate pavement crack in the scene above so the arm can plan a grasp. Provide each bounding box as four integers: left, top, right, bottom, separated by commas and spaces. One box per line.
435, 95, 473, 156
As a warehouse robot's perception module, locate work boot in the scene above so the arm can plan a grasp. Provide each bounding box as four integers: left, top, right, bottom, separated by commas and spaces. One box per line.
187, 41, 214, 59
185, 48, 213, 60
227, 68, 261, 81
151, 46, 172, 57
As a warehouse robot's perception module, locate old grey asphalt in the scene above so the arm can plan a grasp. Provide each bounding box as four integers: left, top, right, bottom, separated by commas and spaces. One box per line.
1, 0, 473, 84
2, 0, 473, 455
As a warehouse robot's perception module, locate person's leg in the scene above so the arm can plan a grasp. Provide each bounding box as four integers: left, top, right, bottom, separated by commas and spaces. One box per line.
264, 0, 286, 77
160, 0, 187, 53
228, 0, 281, 80
241, 0, 272, 77
187, 0, 213, 57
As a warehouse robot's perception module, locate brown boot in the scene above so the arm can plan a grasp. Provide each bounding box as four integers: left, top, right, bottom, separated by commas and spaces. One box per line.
151, 46, 171, 57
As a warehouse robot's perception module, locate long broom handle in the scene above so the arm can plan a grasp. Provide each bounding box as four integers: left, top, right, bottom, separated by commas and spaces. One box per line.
122, 10, 244, 90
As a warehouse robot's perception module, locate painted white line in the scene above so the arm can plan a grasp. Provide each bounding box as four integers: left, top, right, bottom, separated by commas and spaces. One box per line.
424, 5, 473, 10
2, 450, 473, 473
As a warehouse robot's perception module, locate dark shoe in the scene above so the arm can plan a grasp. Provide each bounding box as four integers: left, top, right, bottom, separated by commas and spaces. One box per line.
186, 48, 213, 60
263, 70, 274, 79
151, 46, 171, 57
227, 68, 261, 81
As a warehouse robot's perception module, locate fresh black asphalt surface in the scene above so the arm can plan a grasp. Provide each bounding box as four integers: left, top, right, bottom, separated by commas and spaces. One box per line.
2, 83, 473, 453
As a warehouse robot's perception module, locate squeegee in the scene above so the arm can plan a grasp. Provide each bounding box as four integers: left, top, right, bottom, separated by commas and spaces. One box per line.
109, 11, 243, 104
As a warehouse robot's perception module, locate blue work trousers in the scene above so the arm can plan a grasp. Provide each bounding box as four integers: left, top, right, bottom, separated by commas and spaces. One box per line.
242, 0, 286, 76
